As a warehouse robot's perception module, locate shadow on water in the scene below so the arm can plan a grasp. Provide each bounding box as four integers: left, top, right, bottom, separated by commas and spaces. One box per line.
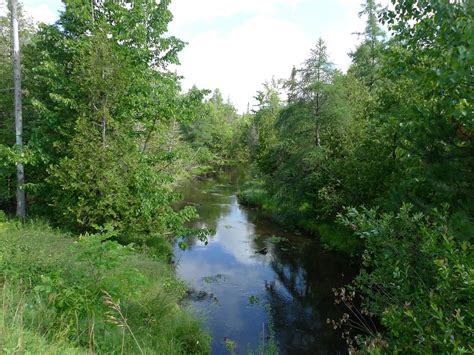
175, 169, 357, 354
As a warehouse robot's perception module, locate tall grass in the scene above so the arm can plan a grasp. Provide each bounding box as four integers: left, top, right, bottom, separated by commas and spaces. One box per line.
238, 180, 361, 253
0, 219, 210, 354
0, 280, 83, 354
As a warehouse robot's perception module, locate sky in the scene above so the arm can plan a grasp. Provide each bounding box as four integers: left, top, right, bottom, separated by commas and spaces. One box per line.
1, 0, 390, 112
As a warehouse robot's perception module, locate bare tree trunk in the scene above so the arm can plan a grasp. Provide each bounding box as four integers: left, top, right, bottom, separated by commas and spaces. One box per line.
316, 123, 321, 147
10, 0, 26, 218
102, 114, 106, 147
101, 69, 107, 148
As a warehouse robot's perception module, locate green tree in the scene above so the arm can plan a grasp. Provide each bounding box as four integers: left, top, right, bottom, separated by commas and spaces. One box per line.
298, 38, 336, 146
259, 39, 354, 220
181, 88, 240, 166
18, 0, 195, 241
250, 79, 281, 163
378, 0, 473, 214
349, 0, 385, 90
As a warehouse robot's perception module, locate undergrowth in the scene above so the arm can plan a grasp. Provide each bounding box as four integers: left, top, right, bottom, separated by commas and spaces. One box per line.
0, 220, 210, 354
238, 180, 361, 254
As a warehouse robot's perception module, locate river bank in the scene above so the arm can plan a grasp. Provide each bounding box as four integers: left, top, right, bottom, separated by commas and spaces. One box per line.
237, 179, 362, 255
0, 219, 210, 354
176, 169, 357, 354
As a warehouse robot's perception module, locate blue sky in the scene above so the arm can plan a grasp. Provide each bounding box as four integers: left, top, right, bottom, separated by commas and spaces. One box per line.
1, 0, 390, 111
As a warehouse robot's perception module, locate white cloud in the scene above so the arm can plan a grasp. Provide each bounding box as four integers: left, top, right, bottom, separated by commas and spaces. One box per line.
24, 3, 58, 24
177, 15, 313, 111
1, 0, 393, 112
169, 0, 304, 27
0, 0, 7, 16
0, 0, 60, 24
173, 0, 393, 111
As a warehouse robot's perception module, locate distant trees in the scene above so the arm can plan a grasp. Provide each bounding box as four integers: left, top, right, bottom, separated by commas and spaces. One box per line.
181, 88, 243, 166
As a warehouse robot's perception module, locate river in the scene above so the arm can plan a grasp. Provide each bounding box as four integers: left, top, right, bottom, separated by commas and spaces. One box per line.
175, 169, 356, 354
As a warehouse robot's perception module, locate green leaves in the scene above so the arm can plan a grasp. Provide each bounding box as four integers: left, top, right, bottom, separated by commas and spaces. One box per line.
0, 0, 205, 246
340, 205, 474, 352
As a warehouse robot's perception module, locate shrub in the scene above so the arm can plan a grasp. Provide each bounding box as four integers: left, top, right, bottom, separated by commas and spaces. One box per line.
339, 205, 474, 353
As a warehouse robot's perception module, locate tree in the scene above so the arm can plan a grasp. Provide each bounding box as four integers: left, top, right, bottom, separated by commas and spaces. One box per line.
250, 79, 281, 162
256, 39, 356, 221
299, 38, 336, 146
181, 88, 239, 165
378, 0, 473, 212
349, 0, 385, 90
0, 2, 33, 214
18, 0, 195, 241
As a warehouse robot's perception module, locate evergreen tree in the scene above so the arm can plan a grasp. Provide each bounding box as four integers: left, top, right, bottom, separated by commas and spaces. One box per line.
349, 0, 385, 89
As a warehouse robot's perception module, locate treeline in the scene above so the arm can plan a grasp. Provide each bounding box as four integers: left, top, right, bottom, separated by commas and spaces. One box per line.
237, 0, 473, 352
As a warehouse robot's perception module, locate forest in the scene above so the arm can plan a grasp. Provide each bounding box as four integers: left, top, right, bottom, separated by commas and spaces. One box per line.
0, 0, 472, 354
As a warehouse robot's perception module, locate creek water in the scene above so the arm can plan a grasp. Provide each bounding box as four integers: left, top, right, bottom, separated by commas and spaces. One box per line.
175, 170, 356, 354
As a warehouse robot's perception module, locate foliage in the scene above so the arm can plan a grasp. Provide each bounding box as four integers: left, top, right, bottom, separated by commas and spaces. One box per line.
238, 0, 473, 351
0, 0, 206, 244
46, 119, 198, 240
181, 88, 246, 168
339, 205, 473, 353
0, 0, 472, 353
377, 0, 474, 212
0, 219, 211, 354
247, 40, 387, 231
348, 0, 385, 90
238, 180, 272, 209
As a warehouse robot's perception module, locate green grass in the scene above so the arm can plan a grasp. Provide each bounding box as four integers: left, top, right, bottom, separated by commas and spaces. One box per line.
1, 282, 84, 354
297, 220, 361, 255
0, 219, 210, 354
237, 180, 276, 213
238, 180, 362, 254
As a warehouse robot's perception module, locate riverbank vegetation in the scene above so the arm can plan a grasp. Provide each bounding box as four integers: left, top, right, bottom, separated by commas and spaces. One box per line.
1, 0, 472, 353
0, 1, 220, 353
0, 218, 210, 353
236, 0, 473, 352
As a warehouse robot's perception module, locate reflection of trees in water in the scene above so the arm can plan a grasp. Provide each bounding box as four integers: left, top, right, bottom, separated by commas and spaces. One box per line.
178, 169, 247, 249
194, 202, 232, 232
263, 241, 356, 354
179, 170, 356, 353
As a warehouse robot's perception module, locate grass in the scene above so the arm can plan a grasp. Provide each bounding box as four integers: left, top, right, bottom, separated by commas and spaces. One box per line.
0, 219, 210, 354
0, 281, 84, 354
297, 220, 362, 255
238, 180, 362, 254
237, 180, 277, 214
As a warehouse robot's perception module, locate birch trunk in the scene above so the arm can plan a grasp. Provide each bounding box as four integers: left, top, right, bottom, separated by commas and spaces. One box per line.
10, 0, 26, 218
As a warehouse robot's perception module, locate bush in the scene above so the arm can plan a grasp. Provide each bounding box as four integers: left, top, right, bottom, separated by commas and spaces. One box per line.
339, 205, 474, 353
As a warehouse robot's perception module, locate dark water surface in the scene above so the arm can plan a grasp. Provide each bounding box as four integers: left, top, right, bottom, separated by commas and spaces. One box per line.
175, 170, 355, 354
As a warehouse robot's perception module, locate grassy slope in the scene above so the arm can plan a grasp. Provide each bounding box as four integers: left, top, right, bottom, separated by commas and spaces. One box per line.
0, 220, 210, 354
238, 180, 361, 254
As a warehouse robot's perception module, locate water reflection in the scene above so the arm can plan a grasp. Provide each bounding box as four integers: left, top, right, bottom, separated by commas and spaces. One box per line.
175, 171, 355, 354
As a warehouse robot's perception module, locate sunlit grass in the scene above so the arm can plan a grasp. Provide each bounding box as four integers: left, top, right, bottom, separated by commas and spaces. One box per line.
0, 219, 211, 354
